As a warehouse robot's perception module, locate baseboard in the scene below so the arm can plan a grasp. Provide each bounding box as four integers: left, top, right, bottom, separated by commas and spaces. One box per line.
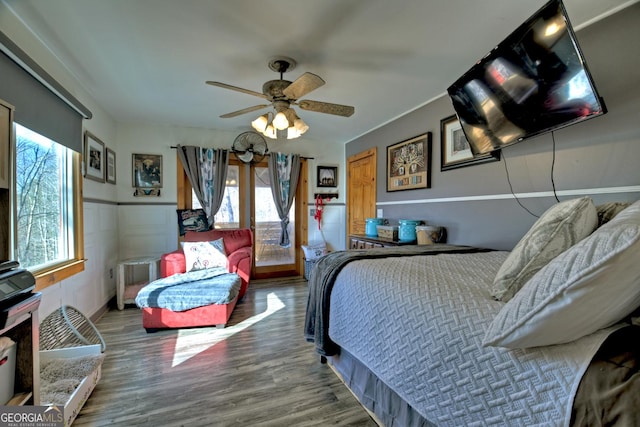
90, 300, 111, 323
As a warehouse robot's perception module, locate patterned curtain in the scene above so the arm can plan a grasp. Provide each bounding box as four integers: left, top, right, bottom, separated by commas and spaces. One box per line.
177, 145, 229, 227
268, 152, 301, 247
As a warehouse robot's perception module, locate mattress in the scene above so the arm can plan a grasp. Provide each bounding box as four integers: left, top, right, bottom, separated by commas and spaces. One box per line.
326, 251, 622, 426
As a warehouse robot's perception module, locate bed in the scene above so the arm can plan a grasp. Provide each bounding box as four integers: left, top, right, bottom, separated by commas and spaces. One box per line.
305, 198, 640, 426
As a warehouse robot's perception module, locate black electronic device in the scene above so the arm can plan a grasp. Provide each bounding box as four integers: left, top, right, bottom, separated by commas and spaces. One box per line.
447, 0, 606, 155
0, 267, 35, 303
0, 260, 19, 274
0, 292, 40, 331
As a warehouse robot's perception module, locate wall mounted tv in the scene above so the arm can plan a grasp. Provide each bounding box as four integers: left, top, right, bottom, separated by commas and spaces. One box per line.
447, 0, 606, 155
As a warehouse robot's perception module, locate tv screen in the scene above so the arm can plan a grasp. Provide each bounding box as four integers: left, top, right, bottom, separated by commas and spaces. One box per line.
447, 0, 606, 155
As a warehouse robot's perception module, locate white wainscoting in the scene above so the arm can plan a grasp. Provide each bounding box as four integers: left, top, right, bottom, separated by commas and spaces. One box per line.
39, 201, 119, 321
117, 204, 179, 259
308, 203, 346, 252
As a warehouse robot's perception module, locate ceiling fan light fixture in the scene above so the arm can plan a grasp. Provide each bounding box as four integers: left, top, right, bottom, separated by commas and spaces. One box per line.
263, 124, 277, 139
287, 127, 301, 139
273, 111, 289, 130
209, 56, 354, 139
251, 114, 269, 132
294, 117, 309, 134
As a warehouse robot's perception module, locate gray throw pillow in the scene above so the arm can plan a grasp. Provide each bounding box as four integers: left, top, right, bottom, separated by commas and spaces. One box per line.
484, 200, 640, 348
490, 197, 597, 302
596, 202, 631, 227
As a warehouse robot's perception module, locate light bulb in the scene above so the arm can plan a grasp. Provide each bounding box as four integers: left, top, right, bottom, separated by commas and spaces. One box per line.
251, 115, 268, 131
263, 124, 277, 139
287, 127, 301, 139
294, 117, 309, 134
273, 111, 289, 130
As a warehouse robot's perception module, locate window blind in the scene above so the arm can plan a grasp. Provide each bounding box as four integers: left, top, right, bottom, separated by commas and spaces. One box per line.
0, 30, 91, 153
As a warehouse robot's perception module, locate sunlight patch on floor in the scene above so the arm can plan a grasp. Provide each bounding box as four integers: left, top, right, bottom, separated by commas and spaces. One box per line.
171, 292, 285, 367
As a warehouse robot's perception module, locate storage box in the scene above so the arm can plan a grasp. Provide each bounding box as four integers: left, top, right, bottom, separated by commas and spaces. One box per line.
40, 344, 103, 427
376, 225, 398, 241
301, 243, 327, 260
0, 338, 16, 405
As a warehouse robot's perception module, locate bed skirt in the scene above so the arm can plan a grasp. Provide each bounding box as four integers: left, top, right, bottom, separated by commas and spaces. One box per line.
328, 349, 434, 427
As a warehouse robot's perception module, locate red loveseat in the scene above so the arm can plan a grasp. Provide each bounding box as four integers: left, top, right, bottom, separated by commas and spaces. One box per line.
141, 228, 253, 331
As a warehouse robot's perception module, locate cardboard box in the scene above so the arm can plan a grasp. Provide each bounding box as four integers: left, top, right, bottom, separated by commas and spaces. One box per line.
40, 345, 102, 426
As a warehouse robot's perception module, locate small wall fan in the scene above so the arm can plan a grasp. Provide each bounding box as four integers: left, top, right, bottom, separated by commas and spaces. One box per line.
232, 131, 269, 163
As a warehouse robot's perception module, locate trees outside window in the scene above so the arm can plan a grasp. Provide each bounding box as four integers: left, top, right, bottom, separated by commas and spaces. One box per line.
15, 124, 76, 271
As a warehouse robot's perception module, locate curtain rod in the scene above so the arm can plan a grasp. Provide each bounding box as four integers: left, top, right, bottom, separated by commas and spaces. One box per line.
169, 146, 313, 159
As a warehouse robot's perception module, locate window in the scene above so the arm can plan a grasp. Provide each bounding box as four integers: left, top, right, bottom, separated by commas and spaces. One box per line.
14, 123, 84, 284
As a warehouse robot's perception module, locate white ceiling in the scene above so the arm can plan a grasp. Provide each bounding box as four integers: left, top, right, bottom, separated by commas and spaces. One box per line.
3, 0, 635, 144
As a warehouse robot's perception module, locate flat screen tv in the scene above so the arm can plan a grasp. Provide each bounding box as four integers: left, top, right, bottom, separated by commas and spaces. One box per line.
447, 0, 606, 155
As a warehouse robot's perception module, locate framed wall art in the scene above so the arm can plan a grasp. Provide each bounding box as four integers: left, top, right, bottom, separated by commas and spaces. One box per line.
132, 153, 162, 188
440, 114, 500, 171
387, 132, 431, 192
84, 131, 105, 183
106, 147, 116, 184
317, 165, 337, 187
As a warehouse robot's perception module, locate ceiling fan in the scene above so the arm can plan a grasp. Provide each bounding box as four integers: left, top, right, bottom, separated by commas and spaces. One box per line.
206, 57, 354, 138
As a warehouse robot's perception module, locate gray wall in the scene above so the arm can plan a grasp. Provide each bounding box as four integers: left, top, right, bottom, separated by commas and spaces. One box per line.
346, 4, 640, 250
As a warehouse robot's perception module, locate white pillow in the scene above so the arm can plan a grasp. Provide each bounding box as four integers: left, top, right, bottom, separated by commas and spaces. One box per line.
483, 200, 640, 349
491, 197, 597, 302
181, 238, 227, 272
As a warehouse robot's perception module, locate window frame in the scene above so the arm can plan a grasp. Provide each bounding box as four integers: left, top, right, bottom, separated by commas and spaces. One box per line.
12, 126, 85, 291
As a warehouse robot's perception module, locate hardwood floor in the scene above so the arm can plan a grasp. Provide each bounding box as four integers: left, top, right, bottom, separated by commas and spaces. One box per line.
73, 277, 376, 427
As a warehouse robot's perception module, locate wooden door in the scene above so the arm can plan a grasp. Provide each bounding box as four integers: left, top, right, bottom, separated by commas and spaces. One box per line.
347, 148, 377, 238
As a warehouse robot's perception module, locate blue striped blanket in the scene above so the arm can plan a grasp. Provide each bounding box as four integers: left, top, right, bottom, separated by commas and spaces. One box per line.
135, 267, 241, 312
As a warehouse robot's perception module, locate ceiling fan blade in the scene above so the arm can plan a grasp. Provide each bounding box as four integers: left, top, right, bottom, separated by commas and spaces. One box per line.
283, 72, 325, 100
220, 104, 269, 118
298, 100, 355, 117
206, 81, 268, 100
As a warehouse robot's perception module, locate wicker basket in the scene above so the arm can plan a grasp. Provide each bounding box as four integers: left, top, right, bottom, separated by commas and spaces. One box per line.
40, 305, 106, 353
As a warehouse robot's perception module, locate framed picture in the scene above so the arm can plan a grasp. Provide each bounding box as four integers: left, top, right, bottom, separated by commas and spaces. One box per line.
440, 115, 500, 171
317, 166, 337, 187
132, 153, 162, 188
387, 132, 431, 192
84, 131, 105, 183
106, 147, 116, 184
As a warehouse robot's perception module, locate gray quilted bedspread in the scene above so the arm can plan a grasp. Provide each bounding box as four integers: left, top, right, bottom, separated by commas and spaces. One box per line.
305, 244, 487, 356
135, 267, 240, 311
326, 251, 620, 426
